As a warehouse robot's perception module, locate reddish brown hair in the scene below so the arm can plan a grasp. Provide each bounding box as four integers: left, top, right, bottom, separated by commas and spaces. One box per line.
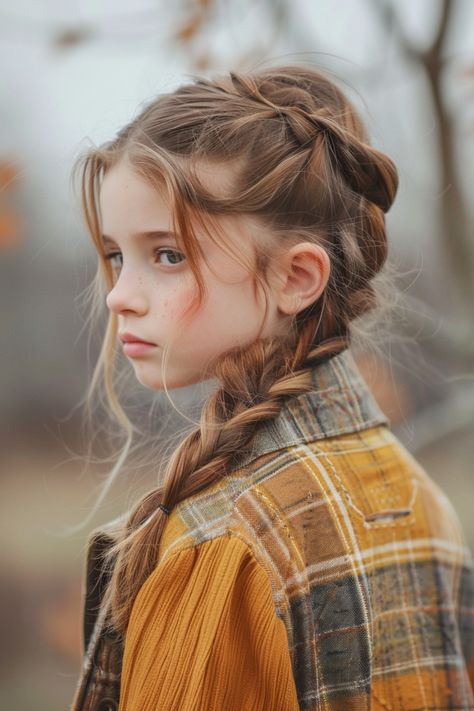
72, 63, 398, 635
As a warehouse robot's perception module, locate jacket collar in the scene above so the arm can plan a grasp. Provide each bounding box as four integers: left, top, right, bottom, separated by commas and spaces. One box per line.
228, 346, 388, 471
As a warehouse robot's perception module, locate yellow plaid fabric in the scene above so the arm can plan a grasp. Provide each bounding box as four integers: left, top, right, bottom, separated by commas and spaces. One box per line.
71, 348, 474, 710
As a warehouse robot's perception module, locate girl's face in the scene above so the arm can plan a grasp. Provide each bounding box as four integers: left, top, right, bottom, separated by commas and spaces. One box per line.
99, 161, 286, 390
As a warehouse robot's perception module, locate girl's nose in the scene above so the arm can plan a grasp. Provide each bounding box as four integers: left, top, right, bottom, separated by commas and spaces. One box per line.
106, 271, 148, 315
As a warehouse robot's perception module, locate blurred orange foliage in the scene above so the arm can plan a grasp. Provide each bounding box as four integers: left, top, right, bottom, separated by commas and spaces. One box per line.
0, 159, 23, 249
175, 0, 212, 43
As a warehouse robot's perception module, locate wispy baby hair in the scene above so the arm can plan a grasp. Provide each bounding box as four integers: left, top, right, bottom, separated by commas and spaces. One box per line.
72, 62, 398, 635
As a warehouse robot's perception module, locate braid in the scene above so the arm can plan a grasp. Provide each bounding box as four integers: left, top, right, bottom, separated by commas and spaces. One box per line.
102, 330, 348, 635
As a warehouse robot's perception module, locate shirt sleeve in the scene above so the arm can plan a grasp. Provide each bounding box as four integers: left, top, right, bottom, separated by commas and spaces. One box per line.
117, 533, 300, 711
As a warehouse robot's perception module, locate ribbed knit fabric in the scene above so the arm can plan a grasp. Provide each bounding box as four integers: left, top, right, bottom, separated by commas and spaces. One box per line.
118, 535, 300, 711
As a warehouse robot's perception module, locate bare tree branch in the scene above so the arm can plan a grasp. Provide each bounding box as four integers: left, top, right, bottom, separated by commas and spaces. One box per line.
369, 0, 474, 338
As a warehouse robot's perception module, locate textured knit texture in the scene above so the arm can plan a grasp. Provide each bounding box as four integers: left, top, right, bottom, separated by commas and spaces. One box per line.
70, 347, 474, 711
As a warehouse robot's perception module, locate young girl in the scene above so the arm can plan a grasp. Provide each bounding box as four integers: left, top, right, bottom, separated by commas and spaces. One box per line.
69, 64, 474, 710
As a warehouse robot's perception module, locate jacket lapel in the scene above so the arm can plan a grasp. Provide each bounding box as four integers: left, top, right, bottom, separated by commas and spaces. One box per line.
70, 527, 123, 710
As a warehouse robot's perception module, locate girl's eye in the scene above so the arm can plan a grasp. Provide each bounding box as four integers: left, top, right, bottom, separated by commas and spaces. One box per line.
156, 248, 185, 266
104, 251, 122, 270
103, 248, 185, 269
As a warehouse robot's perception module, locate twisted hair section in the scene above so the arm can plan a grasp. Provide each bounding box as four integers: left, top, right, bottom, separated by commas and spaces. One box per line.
226, 70, 396, 213
71, 63, 398, 635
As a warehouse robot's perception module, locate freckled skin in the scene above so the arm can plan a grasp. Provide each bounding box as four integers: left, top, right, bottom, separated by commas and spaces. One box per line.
99, 161, 288, 390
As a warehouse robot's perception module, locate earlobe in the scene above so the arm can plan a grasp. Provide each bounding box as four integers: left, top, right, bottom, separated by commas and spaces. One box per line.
276, 242, 330, 316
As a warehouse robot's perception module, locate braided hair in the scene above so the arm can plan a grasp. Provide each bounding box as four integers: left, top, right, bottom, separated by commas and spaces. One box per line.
73, 63, 398, 635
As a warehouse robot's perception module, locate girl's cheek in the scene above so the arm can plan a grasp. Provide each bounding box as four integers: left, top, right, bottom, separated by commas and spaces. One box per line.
159, 283, 201, 323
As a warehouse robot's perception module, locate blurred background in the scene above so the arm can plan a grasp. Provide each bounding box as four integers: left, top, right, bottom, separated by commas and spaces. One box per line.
1, 0, 473, 708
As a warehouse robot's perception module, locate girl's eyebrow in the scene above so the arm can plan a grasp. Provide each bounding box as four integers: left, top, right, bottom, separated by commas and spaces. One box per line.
101, 230, 177, 245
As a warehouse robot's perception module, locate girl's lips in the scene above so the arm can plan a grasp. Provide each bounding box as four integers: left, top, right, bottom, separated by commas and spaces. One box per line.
122, 341, 157, 357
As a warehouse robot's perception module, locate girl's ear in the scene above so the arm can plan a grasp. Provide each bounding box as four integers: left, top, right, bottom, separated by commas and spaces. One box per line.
271, 242, 330, 316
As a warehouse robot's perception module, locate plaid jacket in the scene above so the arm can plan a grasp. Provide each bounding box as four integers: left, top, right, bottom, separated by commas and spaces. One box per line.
70, 347, 474, 710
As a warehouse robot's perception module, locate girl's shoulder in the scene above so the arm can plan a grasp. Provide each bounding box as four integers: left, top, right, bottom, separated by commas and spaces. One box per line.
92, 345, 470, 586
153, 414, 474, 708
